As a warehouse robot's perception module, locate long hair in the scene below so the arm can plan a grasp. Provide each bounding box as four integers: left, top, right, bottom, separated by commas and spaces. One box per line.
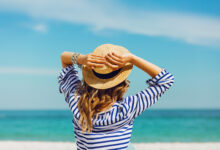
73, 78, 130, 133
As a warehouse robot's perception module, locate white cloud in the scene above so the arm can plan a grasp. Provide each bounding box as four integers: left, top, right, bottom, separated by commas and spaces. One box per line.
0, 66, 58, 75
0, 0, 220, 46
32, 23, 47, 32
20, 22, 47, 33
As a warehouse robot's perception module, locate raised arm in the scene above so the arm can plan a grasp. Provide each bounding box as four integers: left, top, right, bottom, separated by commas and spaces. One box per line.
105, 52, 174, 120
130, 54, 163, 77
105, 52, 162, 77
60, 51, 106, 69
58, 51, 107, 103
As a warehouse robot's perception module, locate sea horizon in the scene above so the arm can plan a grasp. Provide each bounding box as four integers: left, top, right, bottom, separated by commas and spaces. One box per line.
1, 109, 220, 143
1, 108, 220, 111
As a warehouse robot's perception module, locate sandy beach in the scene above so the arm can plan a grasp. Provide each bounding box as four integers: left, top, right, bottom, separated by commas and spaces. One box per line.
0, 141, 220, 150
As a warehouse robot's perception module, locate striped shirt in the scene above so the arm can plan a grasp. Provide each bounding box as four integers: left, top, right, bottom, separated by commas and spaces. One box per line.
58, 64, 174, 150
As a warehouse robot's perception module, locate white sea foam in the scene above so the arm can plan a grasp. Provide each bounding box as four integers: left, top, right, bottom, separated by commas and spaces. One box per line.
0, 141, 220, 150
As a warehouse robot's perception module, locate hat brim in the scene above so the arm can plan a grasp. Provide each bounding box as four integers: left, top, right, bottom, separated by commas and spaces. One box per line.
82, 63, 133, 89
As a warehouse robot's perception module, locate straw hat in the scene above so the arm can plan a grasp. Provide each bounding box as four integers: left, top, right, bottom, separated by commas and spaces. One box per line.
82, 44, 133, 89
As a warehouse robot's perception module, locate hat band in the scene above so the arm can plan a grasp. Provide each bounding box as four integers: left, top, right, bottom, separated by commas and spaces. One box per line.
92, 68, 122, 79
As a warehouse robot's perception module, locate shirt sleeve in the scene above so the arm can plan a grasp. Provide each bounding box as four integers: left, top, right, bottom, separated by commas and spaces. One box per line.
57, 64, 81, 104
122, 68, 175, 120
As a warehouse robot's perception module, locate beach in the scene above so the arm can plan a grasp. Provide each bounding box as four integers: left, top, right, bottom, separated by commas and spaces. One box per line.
1, 141, 220, 150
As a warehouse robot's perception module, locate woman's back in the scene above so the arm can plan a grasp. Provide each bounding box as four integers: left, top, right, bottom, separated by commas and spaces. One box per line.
58, 63, 174, 150
71, 93, 134, 149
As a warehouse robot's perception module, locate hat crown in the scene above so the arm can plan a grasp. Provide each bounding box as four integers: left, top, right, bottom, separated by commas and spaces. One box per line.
82, 44, 133, 89
92, 44, 129, 74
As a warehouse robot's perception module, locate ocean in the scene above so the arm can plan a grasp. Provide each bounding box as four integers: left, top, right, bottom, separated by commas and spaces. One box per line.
0, 109, 220, 142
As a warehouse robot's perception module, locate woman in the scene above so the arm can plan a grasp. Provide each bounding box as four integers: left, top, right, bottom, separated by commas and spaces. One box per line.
58, 44, 174, 150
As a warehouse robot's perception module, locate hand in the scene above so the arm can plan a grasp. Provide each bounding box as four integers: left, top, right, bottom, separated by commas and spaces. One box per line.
81, 53, 106, 69
105, 52, 133, 70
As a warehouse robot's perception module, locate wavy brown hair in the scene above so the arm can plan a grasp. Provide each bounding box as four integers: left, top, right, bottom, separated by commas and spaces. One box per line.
73, 78, 130, 133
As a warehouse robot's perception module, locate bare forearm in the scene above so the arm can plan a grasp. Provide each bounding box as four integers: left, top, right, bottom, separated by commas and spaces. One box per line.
60, 52, 85, 68
130, 54, 163, 78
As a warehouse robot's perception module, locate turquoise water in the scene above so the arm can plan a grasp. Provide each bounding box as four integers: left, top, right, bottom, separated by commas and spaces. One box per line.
0, 109, 220, 142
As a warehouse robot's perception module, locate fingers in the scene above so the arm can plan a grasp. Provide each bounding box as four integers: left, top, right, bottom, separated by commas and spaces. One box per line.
85, 54, 106, 69
87, 62, 105, 69
104, 61, 120, 70
105, 53, 123, 66
86, 53, 122, 70
107, 53, 123, 63
88, 57, 106, 64
91, 54, 105, 59
88, 54, 106, 63
112, 52, 122, 59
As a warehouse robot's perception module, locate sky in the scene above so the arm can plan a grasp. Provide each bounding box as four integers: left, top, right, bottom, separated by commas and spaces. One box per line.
0, 0, 220, 110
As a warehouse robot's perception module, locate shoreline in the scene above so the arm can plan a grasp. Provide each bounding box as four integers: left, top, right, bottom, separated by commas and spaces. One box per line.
1, 141, 220, 150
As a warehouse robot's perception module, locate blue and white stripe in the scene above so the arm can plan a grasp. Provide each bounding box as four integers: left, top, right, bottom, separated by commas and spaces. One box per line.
58, 64, 174, 150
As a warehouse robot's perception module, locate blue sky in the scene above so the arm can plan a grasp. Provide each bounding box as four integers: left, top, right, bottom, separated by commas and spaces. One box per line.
0, 0, 220, 110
